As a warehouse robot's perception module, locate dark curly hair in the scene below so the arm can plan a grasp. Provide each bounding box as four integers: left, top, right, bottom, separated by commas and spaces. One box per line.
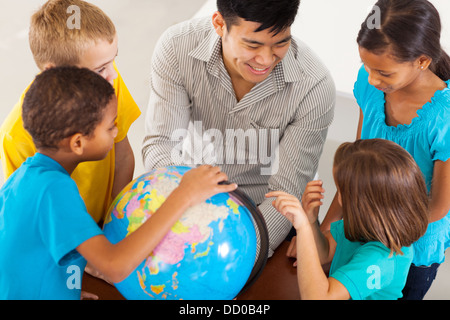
22, 66, 115, 149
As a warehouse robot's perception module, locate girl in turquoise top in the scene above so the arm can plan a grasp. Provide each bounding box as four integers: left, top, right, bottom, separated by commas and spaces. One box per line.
322, 0, 450, 299
267, 139, 429, 299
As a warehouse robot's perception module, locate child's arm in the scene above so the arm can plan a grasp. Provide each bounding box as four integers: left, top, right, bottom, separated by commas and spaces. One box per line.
318, 192, 342, 232
112, 136, 135, 200
429, 159, 450, 222
285, 182, 339, 263
267, 182, 333, 264
77, 165, 237, 283
294, 216, 350, 300
266, 182, 349, 300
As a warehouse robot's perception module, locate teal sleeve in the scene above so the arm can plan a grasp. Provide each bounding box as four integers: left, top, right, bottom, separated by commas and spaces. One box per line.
429, 90, 450, 162
330, 220, 343, 243
353, 64, 370, 113
329, 244, 395, 300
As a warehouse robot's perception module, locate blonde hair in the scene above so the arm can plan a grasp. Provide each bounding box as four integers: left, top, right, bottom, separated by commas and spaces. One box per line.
29, 0, 116, 70
333, 139, 429, 255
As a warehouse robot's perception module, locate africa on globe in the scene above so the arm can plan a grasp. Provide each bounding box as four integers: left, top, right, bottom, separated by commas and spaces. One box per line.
103, 166, 259, 300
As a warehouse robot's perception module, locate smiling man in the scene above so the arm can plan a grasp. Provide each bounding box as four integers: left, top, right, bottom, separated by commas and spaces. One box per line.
143, 0, 336, 257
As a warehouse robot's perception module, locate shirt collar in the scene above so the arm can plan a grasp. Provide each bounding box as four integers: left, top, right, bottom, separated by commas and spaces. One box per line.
188, 29, 221, 75
282, 38, 305, 83
29, 153, 70, 175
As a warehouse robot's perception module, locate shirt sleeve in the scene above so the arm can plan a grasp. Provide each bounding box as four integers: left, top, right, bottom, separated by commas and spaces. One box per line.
262, 73, 336, 256
330, 243, 396, 300
330, 219, 344, 243
37, 176, 103, 266
112, 62, 141, 143
142, 28, 192, 170
353, 64, 371, 114
429, 96, 450, 162
0, 88, 37, 179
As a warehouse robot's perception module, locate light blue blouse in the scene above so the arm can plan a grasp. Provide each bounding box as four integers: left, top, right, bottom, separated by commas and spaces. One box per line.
353, 65, 450, 266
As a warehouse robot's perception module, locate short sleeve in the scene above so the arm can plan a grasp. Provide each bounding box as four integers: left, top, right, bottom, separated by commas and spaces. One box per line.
330, 220, 344, 244
38, 176, 103, 266
330, 244, 395, 300
353, 65, 371, 114
429, 91, 450, 162
0, 87, 36, 179
112, 62, 141, 143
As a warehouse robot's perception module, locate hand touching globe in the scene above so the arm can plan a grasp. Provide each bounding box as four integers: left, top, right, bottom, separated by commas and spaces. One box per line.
103, 166, 268, 300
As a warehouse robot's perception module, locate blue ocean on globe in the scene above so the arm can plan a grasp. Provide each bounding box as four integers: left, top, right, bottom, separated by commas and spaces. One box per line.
103, 166, 257, 300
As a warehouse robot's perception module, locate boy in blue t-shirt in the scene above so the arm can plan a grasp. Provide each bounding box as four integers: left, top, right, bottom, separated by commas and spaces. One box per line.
0, 67, 237, 299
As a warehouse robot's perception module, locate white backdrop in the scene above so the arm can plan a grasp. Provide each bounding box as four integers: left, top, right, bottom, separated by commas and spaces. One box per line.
194, 0, 450, 96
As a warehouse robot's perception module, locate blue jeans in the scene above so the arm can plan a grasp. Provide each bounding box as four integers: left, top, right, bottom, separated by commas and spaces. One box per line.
400, 263, 440, 300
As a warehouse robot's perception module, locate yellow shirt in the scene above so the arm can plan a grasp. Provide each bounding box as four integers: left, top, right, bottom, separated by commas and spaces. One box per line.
0, 63, 141, 223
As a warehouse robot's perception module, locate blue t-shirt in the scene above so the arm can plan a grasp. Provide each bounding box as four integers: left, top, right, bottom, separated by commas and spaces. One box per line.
353, 65, 450, 266
329, 220, 413, 300
0, 153, 103, 299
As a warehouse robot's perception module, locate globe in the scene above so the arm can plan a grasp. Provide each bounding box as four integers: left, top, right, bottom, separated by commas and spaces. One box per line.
103, 166, 266, 300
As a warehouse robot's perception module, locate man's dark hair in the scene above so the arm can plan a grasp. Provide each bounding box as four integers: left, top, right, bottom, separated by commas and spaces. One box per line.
23, 66, 116, 149
217, 0, 300, 34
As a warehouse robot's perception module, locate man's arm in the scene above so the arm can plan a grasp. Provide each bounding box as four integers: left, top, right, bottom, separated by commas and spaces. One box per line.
262, 75, 336, 257
142, 31, 191, 171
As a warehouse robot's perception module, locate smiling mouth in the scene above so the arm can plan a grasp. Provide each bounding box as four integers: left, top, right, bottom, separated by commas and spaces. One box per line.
248, 64, 271, 75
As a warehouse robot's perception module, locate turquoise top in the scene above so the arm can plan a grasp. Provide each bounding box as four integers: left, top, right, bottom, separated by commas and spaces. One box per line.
329, 220, 413, 300
353, 65, 450, 266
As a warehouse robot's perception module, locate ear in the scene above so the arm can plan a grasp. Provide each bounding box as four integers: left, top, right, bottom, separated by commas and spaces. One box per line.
337, 190, 343, 207
417, 55, 433, 71
41, 62, 56, 71
68, 133, 85, 156
212, 11, 226, 37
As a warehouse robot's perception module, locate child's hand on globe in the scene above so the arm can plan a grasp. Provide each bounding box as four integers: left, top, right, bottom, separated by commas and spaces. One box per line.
178, 165, 238, 207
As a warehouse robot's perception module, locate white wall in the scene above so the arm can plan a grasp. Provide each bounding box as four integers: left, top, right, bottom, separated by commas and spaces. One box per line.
195, 0, 450, 96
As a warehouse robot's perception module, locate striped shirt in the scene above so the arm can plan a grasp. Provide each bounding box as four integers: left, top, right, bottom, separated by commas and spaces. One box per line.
143, 17, 336, 257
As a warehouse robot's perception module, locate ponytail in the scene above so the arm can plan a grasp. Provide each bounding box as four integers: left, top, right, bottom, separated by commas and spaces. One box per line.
434, 49, 450, 81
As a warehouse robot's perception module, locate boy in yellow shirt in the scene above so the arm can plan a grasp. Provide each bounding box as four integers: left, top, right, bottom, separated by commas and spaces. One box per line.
0, 0, 141, 224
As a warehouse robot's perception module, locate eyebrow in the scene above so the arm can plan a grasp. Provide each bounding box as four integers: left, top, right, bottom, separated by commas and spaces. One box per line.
242, 35, 292, 46
360, 60, 393, 73
95, 49, 119, 70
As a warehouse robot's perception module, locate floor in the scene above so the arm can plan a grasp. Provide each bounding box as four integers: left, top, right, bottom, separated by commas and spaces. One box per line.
0, 0, 448, 299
